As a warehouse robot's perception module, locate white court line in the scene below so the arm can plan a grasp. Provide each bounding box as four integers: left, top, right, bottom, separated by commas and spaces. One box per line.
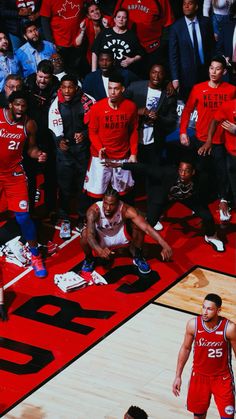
4, 231, 81, 290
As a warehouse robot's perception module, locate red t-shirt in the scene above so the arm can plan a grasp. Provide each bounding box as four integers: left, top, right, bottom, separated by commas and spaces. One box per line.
214, 99, 236, 156
193, 316, 231, 376
115, 0, 174, 52
0, 109, 27, 173
180, 81, 236, 144
88, 98, 138, 159
40, 0, 84, 47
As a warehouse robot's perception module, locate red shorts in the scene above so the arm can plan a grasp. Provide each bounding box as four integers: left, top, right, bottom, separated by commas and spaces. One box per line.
187, 370, 235, 417
0, 169, 29, 213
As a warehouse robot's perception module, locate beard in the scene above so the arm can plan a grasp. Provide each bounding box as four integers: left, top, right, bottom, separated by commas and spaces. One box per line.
28, 38, 42, 50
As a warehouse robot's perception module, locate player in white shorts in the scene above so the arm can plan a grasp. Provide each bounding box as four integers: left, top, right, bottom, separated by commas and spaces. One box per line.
80, 187, 172, 275
84, 157, 134, 198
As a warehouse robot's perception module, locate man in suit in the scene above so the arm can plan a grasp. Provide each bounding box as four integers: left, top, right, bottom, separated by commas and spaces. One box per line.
217, 2, 236, 85
169, 0, 215, 101
125, 63, 177, 166
82, 50, 139, 101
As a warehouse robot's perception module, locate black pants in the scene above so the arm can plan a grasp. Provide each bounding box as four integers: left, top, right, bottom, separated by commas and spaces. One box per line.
56, 146, 90, 220
227, 153, 236, 207
147, 195, 216, 237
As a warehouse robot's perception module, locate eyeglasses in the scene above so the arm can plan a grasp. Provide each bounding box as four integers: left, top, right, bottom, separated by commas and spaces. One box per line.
5, 84, 21, 91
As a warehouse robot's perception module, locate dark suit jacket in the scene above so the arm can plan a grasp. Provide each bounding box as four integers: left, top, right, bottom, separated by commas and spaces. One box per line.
217, 20, 236, 60
169, 16, 215, 91
82, 68, 139, 101
125, 80, 177, 146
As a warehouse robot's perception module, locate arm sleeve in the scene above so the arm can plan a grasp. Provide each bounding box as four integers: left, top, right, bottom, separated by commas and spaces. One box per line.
88, 106, 103, 152
168, 25, 180, 82
179, 87, 197, 134
128, 106, 139, 155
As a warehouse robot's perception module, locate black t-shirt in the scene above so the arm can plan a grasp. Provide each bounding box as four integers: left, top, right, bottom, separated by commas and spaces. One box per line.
92, 28, 144, 65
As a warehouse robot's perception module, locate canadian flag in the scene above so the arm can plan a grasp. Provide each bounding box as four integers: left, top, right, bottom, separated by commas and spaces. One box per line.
58, 0, 80, 19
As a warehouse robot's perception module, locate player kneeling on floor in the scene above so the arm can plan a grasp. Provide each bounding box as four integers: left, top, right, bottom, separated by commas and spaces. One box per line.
80, 187, 172, 275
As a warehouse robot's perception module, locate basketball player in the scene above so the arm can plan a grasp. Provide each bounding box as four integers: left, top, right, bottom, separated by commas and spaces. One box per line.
173, 293, 236, 419
83, 73, 138, 200
0, 90, 47, 277
80, 187, 172, 275
124, 405, 148, 419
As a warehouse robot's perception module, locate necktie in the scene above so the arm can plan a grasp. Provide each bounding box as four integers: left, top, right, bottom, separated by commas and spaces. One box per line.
192, 21, 201, 66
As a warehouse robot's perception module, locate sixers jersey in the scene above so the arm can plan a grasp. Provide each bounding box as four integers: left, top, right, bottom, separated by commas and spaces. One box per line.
0, 108, 27, 173
193, 316, 232, 376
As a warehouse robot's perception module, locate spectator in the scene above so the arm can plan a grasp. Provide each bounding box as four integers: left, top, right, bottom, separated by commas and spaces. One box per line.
40, 0, 85, 75
0, 74, 23, 108
15, 21, 56, 77
83, 73, 138, 202
217, 1, 236, 85
49, 75, 94, 238
115, 0, 174, 73
203, 0, 233, 41
0, 0, 42, 52
82, 50, 139, 101
207, 98, 236, 210
91, 8, 144, 75
169, 0, 215, 101
74, 1, 113, 68
80, 187, 172, 275
125, 63, 177, 167
107, 158, 225, 251
24, 59, 59, 213
0, 32, 20, 92
180, 55, 236, 217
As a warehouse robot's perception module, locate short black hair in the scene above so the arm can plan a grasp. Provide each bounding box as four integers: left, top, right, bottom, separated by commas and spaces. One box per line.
210, 55, 227, 69
22, 21, 39, 35
205, 293, 222, 308
60, 74, 78, 86
37, 59, 54, 75
104, 187, 119, 200
5, 74, 23, 83
98, 49, 114, 60
126, 405, 148, 419
8, 90, 29, 104
114, 8, 129, 19
108, 72, 124, 85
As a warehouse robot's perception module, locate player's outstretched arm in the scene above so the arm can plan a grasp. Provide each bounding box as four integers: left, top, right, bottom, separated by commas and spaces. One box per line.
124, 206, 172, 261
172, 318, 195, 396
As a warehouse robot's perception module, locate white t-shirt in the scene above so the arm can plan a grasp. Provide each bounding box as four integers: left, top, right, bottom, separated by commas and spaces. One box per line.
139, 87, 161, 145
102, 75, 109, 96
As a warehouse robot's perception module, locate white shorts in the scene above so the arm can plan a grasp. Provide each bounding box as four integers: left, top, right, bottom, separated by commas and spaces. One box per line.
98, 225, 130, 249
83, 157, 134, 198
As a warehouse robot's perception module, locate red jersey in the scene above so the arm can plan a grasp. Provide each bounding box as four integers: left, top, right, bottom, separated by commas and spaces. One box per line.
88, 98, 138, 159
180, 81, 236, 143
40, 0, 84, 47
115, 0, 174, 52
214, 99, 236, 156
193, 316, 232, 376
0, 108, 27, 174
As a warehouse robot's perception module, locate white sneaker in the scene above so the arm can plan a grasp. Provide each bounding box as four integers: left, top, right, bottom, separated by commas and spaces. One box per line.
59, 221, 71, 239
153, 221, 163, 231
5, 236, 28, 264
204, 235, 225, 252
219, 209, 231, 222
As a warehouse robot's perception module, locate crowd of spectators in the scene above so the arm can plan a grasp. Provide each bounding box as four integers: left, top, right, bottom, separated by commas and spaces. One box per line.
0, 0, 236, 317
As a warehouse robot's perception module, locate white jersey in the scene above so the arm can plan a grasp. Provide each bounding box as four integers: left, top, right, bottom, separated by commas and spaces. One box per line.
95, 201, 130, 248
